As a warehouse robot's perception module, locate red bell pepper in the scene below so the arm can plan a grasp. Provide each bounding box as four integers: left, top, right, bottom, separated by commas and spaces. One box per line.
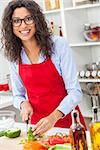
48, 136, 66, 145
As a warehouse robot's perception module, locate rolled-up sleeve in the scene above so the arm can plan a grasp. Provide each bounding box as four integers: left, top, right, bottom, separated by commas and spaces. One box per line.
9, 62, 26, 109
53, 37, 82, 116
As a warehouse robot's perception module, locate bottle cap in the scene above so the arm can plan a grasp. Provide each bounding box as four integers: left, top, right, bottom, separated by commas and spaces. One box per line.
92, 106, 98, 113
71, 110, 78, 118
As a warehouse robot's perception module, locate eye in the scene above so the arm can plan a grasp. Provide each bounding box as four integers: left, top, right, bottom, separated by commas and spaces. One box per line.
12, 18, 21, 24
25, 16, 33, 21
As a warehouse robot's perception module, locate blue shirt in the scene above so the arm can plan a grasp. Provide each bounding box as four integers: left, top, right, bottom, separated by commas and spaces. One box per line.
9, 36, 82, 116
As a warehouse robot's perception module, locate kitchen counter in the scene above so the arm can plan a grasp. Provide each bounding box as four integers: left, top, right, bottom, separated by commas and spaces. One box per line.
0, 122, 92, 150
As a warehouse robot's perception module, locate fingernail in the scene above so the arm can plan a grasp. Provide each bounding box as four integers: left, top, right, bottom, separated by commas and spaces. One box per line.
33, 131, 36, 135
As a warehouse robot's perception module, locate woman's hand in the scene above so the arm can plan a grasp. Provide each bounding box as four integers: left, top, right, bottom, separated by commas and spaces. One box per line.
20, 101, 33, 122
33, 110, 64, 136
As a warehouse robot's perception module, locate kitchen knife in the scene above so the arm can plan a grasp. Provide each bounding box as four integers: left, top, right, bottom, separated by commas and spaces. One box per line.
26, 119, 29, 135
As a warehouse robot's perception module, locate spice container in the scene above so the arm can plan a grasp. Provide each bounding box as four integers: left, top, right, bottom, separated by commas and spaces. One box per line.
79, 70, 85, 78
85, 70, 91, 78
97, 71, 100, 78
91, 70, 97, 78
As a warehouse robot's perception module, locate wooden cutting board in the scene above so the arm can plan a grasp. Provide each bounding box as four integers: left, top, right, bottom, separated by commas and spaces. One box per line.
0, 132, 26, 150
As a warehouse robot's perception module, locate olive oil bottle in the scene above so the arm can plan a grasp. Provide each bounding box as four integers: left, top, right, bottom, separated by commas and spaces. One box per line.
69, 110, 88, 150
89, 106, 100, 150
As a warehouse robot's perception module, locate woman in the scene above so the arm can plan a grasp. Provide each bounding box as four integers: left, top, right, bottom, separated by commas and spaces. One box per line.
1, 0, 86, 135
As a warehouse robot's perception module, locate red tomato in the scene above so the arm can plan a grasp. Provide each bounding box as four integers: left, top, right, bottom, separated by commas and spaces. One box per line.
48, 136, 65, 145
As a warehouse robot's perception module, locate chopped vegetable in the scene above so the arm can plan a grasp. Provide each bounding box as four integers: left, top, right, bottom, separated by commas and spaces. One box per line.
4, 128, 21, 138
28, 127, 37, 141
51, 144, 71, 150
0, 130, 5, 137
48, 136, 65, 145
47, 134, 70, 145
23, 141, 48, 150
19, 139, 27, 144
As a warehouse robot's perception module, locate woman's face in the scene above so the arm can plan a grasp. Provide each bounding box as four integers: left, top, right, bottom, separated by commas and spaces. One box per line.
12, 7, 36, 42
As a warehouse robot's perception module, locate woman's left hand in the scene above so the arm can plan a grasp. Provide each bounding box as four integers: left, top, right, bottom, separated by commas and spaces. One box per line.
32, 110, 64, 136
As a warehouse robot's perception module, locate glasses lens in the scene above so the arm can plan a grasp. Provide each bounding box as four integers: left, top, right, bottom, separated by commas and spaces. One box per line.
12, 16, 34, 26
25, 16, 34, 25
12, 18, 21, 27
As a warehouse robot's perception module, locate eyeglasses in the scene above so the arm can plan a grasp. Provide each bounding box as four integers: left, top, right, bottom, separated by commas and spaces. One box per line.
12, 15, 34, 27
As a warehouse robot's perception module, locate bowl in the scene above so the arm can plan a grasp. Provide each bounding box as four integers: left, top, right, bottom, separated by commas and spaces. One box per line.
84, 29, 100, 42
0, 110, 16, 131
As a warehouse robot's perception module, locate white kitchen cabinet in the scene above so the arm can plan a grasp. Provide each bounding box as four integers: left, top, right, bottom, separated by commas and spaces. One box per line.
39, 0, 100, 119
0, 0, 100, 119
38, 0, 100, 71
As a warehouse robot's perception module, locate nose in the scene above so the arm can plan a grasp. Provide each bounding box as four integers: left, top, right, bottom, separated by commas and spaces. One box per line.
20, 20, 27, 27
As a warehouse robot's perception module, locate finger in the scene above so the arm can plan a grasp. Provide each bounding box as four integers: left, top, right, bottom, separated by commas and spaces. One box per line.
35, 124, 49, 136
33, 121, 48, 135
34, 119, 44, 130
32, 120, 44, 134
21, 113, 29, 122
29, 112, 33, 120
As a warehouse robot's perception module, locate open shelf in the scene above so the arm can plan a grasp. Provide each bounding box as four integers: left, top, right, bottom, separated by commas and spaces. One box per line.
64, 3, 100, 11
70, 42, 100, 47
79, 79, 100, 83
44, 9, 61, 14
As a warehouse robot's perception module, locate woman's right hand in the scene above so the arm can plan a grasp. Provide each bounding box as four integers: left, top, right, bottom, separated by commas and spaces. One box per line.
20, 101, 33, 122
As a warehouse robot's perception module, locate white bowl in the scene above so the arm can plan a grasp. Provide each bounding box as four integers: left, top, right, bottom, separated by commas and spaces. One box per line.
84, 29, 100, 42
0, 110, 16, 131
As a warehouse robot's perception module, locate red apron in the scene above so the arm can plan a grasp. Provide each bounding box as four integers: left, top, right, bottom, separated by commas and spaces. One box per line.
19, 58, 86, 128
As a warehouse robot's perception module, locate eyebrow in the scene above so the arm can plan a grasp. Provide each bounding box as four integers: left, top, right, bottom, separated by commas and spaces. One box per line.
12, 15, 32, 19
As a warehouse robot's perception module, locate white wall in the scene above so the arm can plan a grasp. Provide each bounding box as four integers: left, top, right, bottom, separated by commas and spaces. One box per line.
0, 1, 11, 81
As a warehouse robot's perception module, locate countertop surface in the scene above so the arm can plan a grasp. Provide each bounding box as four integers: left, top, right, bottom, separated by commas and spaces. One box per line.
0, 122, 91, 150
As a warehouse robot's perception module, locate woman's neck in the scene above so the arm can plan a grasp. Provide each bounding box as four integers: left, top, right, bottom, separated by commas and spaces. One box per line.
22, 38, 41, 64
22, 38, 40, 54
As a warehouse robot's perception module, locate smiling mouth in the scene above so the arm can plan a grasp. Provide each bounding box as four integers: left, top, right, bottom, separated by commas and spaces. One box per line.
20, 29, 31, 35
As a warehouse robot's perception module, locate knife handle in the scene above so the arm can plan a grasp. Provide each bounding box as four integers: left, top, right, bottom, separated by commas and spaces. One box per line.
26, 119, 29, 124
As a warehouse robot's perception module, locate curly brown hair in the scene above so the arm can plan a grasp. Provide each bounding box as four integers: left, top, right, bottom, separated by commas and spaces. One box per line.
1, 0, 53, 63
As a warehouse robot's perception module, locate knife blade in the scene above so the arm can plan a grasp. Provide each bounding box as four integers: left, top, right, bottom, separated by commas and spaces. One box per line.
26, 119, 29, 136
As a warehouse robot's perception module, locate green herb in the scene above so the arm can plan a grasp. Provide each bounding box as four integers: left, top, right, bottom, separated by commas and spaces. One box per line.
28, 127, 37, 141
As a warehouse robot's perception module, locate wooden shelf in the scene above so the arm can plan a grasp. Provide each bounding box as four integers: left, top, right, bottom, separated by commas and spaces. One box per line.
79, 79, 100, 83
64, 3, 100, 11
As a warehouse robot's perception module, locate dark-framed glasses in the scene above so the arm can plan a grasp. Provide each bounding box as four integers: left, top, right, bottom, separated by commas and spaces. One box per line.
12, 15, 34, 27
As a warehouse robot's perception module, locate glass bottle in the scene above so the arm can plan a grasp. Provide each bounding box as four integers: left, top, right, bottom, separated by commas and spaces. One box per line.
50, 21, 54, 34
69, 110, 88, 150
89, 107, 100, 150
59, 26, 63, 36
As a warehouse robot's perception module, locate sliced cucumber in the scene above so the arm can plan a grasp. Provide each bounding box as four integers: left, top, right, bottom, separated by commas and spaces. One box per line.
4, 128, 21, 138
